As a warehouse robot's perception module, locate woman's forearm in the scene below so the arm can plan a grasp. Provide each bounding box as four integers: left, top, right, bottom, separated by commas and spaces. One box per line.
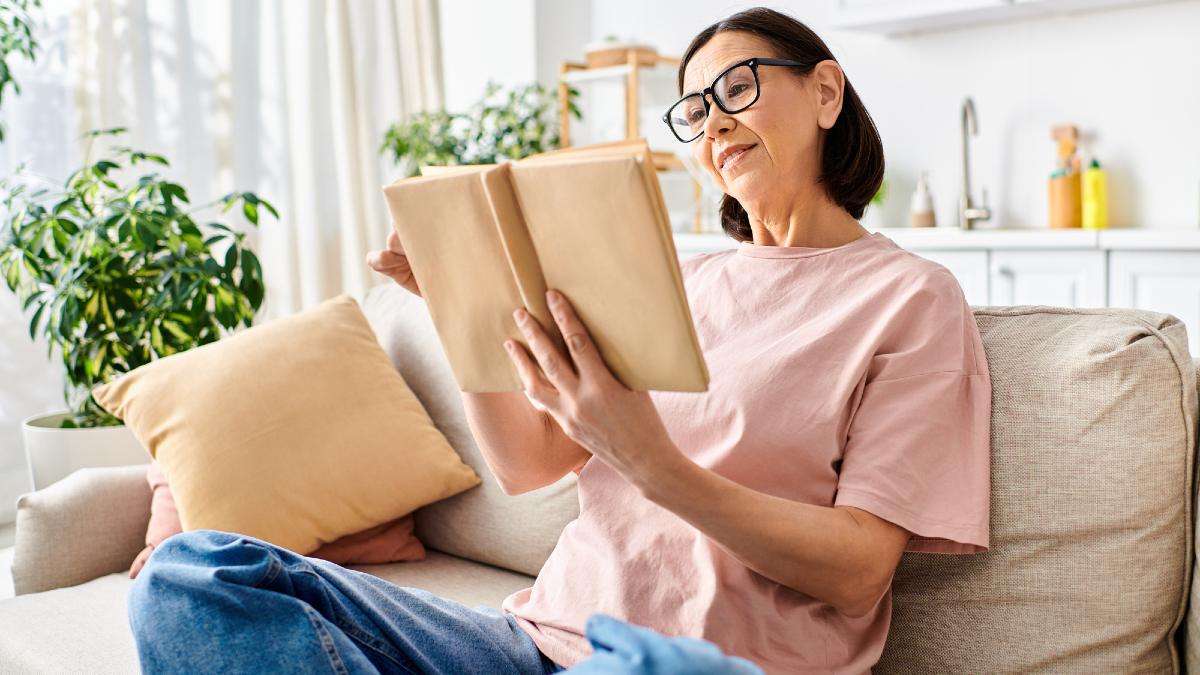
638, 449, 909, 617
460, 391, 587, 495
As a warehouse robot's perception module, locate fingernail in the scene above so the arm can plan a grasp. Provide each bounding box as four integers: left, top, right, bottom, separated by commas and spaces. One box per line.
547, 290, 560, 305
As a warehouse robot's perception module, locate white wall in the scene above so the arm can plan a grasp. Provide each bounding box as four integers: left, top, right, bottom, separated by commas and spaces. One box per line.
438, 0, 592, 110
584, 0, 1200, 230
534, 0, 592, 90
438, 0, 538, 111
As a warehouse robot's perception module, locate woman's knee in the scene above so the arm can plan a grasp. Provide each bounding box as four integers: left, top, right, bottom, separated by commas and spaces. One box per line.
152, 529, 249, 562
128, 530, 281, 625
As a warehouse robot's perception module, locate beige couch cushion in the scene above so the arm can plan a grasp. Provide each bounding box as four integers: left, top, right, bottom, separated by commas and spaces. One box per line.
879, 307, 1197, 673
0, 552, 534, 675
12, 465, 150, 596
361, 283, 579, 577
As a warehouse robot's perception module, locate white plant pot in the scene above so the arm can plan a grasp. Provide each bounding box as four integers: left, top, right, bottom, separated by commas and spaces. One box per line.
21, 411, 150, 491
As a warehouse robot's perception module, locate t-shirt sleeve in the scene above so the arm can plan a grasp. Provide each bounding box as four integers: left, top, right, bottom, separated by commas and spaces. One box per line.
833, 268, 991, 554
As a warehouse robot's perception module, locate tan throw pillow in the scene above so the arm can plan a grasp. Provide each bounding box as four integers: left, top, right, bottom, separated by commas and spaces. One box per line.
92, 294, 480, 554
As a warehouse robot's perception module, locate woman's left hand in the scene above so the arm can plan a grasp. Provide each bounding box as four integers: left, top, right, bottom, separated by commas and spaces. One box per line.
504, 289, 684, 487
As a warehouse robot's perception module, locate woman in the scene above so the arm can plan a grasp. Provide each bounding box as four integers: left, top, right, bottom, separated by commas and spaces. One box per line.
129, 7, 990, 674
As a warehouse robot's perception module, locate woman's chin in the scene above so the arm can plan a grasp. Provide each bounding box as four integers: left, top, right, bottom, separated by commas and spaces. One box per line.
725, 178, 767, 207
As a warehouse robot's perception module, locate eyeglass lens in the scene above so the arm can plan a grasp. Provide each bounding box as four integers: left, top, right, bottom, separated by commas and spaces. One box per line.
668, 63, 757, 140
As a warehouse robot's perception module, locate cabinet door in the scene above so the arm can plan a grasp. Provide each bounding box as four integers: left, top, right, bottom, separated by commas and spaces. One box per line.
1109, 251, 1200, 357
989, 250, 1107, 308
910, 250, 989, 306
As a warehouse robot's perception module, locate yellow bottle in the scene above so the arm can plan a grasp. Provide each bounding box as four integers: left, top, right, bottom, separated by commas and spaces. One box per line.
1082, 159, 1108, 230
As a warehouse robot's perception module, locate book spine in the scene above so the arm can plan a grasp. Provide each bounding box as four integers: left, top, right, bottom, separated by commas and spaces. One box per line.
479, 164, 566, 357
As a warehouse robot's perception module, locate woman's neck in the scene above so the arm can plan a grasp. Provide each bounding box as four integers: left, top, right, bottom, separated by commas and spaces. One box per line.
744, 193, 867, 248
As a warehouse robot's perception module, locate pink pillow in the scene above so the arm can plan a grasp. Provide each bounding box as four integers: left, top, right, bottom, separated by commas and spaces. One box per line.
130, 461, 426, 578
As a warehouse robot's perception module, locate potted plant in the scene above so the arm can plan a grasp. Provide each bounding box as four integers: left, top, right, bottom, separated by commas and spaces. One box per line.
380, 80, 581, 176
0, 127, 277, 490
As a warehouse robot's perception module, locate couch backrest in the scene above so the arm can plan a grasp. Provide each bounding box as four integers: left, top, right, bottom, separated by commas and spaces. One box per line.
361, 283, 578, 577
878, 307, 1197, 673
1186, 355, 1200, 672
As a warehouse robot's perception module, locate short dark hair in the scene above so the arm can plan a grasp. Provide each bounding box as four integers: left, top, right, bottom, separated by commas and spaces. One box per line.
678, 7, 885, 241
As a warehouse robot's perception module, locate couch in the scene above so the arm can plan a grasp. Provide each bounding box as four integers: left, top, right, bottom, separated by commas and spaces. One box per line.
1, 282, 1197, 673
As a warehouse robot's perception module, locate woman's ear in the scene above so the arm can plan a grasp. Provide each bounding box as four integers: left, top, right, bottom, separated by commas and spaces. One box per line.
812, 60, 845, 130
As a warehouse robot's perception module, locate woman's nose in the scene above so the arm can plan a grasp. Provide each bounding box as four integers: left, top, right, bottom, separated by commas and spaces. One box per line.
703, 99, 736, 139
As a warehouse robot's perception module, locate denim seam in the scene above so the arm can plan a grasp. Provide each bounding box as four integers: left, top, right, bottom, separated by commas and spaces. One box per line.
339, 621, 417, 673
301, 604, 353, 675
256, 554, 283, 589
292, 567, 415, 673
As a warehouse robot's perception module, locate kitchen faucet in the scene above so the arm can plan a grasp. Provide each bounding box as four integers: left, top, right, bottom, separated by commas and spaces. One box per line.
960, 97, 991, 229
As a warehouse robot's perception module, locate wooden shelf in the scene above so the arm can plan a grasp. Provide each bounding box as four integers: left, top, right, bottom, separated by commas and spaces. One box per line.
652, 151, 683, 172
561, 64, 677, 85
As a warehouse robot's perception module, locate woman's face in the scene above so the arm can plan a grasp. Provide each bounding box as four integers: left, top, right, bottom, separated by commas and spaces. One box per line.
681, 31, 843, 215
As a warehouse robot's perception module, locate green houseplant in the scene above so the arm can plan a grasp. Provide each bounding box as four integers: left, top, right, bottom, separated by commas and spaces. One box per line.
1, 127, 277, 433
380, 81, 581, 176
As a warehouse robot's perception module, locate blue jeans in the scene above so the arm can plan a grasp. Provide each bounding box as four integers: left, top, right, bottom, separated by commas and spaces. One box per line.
128, 529, 564, 674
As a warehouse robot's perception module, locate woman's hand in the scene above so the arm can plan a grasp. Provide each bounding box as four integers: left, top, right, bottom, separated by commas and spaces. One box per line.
129, 543, 154, 579
365, 230, 422, 297
503, 289, 686, 490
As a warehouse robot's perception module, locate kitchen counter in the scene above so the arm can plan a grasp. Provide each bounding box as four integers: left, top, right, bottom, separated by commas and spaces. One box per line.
674, 228, 1200, 254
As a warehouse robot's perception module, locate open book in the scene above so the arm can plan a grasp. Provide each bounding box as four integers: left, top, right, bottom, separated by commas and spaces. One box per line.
380, 139, 709, 393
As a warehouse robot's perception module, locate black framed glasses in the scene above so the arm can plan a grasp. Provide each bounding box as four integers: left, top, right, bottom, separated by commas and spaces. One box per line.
662, 57, 810, 143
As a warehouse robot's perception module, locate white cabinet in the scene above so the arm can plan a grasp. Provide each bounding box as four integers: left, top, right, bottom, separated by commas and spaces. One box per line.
989, 250, 1107, 308
829, 0, 1016, 35
1109, 251, 1200, 356
829, 0, 1171, 36
911, 250, 990, 306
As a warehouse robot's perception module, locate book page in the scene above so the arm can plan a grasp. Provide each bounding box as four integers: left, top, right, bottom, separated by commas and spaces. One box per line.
510, 155, 709, 392
381, 170, 527, 392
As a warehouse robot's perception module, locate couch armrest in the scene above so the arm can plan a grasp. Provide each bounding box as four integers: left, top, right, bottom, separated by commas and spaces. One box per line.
12, 463, 151, 595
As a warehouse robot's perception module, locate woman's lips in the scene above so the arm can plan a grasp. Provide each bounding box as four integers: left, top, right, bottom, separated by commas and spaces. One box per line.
720, 144, 756, 171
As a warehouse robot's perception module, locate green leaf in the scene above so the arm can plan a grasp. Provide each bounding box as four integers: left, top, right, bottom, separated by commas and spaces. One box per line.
84, 292, 99, 321
203, 257, 224, 278
55, 217, 79, 235
85, 342, 106, 379
257, 198, 279, 220
161, 182, 189, 204
28, 303, 46, 340
4, 258, 19, 290
85, 127, 127, 138
150, 322, 165, 355
22, 289, 44, 311
242, 201, 258, 225
161, 319, 190, 342
241, 248, 262, 279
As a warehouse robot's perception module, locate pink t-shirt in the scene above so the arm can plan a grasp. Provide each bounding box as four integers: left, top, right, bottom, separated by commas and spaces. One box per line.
503, 232, 991, 673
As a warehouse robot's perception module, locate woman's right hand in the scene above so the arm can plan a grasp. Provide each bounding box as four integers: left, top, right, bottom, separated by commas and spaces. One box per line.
366, 230, 422, 298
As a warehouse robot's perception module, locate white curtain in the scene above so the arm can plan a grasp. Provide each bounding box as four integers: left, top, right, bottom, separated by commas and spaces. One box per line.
0, 0, 442, 519
67, 0, 444, 318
